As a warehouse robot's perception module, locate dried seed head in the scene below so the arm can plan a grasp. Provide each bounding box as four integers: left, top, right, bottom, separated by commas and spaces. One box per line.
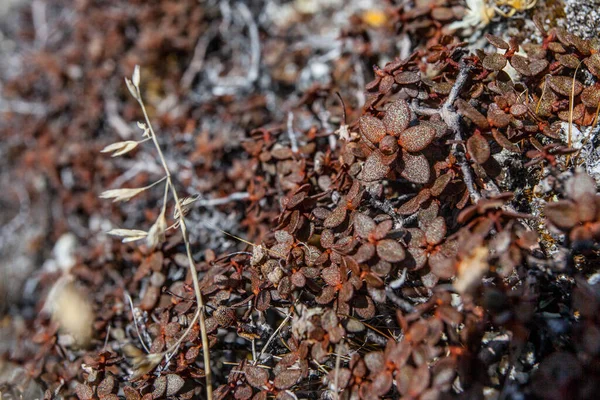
130, 353, 164, 381
146, 210, 167, 250
44, 275, 94, 348
101, 140, 140, 157
107, 228, 148, 243
174, 194, 200, 220
132, 65, 141, 88
100, 187, 147, 203
125, 77, 139, 100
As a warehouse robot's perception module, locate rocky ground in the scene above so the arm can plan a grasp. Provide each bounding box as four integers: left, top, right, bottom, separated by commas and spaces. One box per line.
1, 1, 600, 399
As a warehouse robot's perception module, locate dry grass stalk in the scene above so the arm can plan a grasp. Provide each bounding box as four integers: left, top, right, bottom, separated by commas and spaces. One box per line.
101, 66, 213, 399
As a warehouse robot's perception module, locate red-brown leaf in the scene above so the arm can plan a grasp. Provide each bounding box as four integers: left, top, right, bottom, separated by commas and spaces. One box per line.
425, 217, 446, 245
383, 99, 411, 136
273, 369, 302, 390
359, 115, 386, 144
245, 365, 269, 388
322, 265, 341, 286
398, 125, 436, 152
457, 99, 489, 129
548, 75, 583, 97
545, 200, 578, 230
354, 213, 376, 238
364, 351, 385, 374
467, 133, 490, 164
324, 204, 347, 228
485, 34, 509, 49
400, 150, 431, 184
358, 151, 391, 182
376, 239, 406, 262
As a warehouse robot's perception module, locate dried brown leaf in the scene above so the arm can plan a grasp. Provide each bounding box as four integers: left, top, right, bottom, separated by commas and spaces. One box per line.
359, 115, 386, 144
324, 204, 347, 228
354, 213, 376, 239
273, 369, 301, 390
376, 239, 406, 262
548, 75, 583, 97
383, 99, 411, 135
467, 133, 490, 164
545, 200, 579, 230
485, 34, 509, 49
400, 150, 431, 184
483, 53, 507, 71
245, 366, 269, 388
398, 125, 436, 152
358, 151, 391, 182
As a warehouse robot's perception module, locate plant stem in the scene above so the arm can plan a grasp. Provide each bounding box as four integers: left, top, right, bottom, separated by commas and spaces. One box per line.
135, 88, 213, 399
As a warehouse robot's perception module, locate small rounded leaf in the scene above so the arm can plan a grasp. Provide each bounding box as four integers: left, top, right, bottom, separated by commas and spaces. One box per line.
492, 129, 520, 153
376, 239, 406, 262
509, 103, 529, 117
273, 369, 302, 389
567, 172, 597, 199
431, 173, 452, 197
400, 150, 431, 184
322, 265, 341, 286
457, 99, 489, 129
545, 200, 578, 230
359, 115, 386, 144
548, 75, 583, 97
383, 99, 412, 135
467, 133, 491, 164
354, 242, 376, 263
358, 151, 391, 182
485, 34, 509, 49
355, 213, 376, 238
316, 286, 337, 304
324, 204, 347, 228
372, 371, 393, 396
581, 85, 600, 108
166, 374, 185, 397
364, 351, 385, 374
584, 53, 600, 77
425, 217, 446, 245
483, 53, 507, 71
398, 125, 436, 152
245, 365, 269, 388
395, 71, 421, 85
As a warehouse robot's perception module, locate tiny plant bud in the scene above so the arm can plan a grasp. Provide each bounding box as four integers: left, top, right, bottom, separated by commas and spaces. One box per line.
132, 65, 141, 88
146, 210, 167, 250
125, 77, 138, 100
